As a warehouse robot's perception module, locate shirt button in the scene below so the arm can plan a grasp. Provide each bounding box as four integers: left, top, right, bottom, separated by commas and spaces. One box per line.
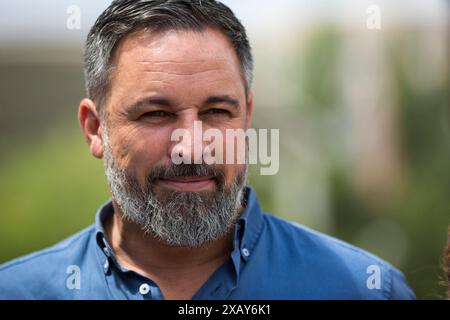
103, 247, 111, 257
242, 248, 250, 257
139, 283, 151, 295
103, 259, 109, 273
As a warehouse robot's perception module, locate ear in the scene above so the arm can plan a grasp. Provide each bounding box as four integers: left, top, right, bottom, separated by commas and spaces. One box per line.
245, 91, 254, 129
78, 98, 104, 159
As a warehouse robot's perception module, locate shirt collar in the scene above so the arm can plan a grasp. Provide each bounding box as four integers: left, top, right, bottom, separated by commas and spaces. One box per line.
234, 186, 265, 262
94, 186, 264, 267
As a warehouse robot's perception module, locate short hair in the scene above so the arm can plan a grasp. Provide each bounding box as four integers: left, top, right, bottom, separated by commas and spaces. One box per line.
84, 0, 253, 116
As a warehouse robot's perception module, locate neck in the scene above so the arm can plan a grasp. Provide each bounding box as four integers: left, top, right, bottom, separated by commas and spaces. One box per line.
105, 201, 238, 273
104, 200, 244, 299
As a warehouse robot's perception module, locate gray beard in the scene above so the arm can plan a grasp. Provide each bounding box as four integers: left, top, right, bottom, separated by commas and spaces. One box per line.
102, 131, 248, 248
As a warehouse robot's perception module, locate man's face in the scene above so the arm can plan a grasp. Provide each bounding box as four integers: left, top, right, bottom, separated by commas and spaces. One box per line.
99, 28, 253, 247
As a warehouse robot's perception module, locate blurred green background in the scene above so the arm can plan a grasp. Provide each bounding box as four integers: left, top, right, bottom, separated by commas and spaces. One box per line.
0, 0, 449, 299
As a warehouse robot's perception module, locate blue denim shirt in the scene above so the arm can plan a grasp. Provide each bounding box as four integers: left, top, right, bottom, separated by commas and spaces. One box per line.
0, 187, 415, 299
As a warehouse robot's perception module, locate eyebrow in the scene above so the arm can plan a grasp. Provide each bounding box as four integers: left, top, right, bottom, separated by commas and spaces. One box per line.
126, 96, 173, 115
126, 94, 240, 114
204, 95, 240, 110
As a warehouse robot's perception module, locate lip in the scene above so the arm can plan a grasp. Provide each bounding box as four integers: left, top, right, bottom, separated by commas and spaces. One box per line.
158, 176, 215, 191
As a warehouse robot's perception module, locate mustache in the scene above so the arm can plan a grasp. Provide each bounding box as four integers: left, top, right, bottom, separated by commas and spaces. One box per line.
147, 163, 225, 184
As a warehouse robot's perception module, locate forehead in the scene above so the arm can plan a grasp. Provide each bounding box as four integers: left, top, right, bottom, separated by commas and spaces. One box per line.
108, 28, 245, 101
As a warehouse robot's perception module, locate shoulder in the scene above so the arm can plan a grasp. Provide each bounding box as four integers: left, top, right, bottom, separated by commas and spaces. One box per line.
0, 225, 97, 299
259, 212, 415, 299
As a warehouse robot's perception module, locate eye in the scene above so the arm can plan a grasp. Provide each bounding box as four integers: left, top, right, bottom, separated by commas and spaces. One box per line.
142, 110, 171, 118
204, 108, 230, 115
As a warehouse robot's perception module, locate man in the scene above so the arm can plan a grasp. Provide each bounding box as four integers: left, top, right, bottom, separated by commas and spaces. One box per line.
0, 0, 415, 299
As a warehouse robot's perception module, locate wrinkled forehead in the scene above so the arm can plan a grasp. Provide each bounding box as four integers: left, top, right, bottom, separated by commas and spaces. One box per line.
110, 28, 243, 82
103, 28, 247, 118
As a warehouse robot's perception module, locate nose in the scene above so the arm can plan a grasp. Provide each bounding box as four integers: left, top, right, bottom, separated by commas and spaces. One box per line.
168, 115, 204, 165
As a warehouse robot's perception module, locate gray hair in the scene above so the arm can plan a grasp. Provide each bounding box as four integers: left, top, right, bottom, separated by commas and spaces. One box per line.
84, 0, 253, 116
